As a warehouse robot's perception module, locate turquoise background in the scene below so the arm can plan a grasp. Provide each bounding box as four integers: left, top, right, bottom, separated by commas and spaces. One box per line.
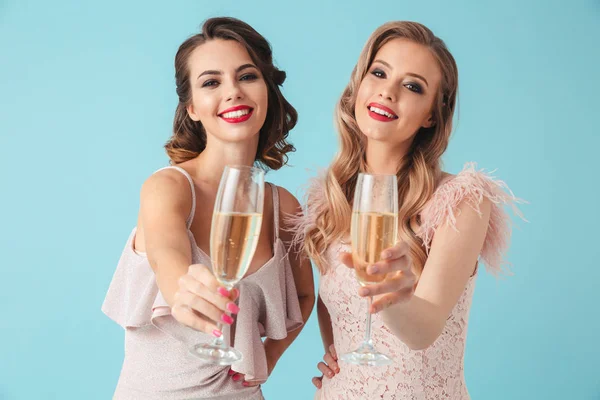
1, 0, 598, 399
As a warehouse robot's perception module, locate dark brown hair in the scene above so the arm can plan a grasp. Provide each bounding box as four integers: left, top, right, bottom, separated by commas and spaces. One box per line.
165, 17, 297, 169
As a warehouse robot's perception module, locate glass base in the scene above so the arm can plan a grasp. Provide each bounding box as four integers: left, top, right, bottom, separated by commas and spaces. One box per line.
340, 343, 393, 366
190, 343, 243, 366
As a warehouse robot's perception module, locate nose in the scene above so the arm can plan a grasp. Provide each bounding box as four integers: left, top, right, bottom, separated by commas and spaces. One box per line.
225, 79, 244, 102
378, 83, 396, 102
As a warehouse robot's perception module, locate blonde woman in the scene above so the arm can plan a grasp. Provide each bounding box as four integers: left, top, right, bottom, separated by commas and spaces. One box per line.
293, 21, 523, 399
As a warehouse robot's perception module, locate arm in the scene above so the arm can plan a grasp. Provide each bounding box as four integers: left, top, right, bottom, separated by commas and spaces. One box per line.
317, 295, 334, 352
343, 197, 492, 350
138, 169, 237, 335
311, 294, 340, 389
138, 170, 193, 306
381, 198, 491, 349
262, 187, 316, 373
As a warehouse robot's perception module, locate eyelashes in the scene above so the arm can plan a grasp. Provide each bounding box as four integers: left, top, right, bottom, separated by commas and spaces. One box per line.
202, 79, 218, 88
370, 68, 423, 94
201, 73, 259, 88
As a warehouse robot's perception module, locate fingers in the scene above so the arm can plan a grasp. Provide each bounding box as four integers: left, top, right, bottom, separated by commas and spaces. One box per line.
368, 254, 411, 275
370, 289, 414, 313
171, 304, 220, 335
323, 352, 339, 374
174, 265, 241, 334
329, 344, 337, 360
314, 344, 339, 389
312, 376, 323, 388
358, 273, 416, 298
338, 252, 354, 269
188, 264, 219, 291
178, 274, 240, 315
229, 370, 261, 387
380, 241, 410, 261
174, 290, 234, 326
317, 361, 335, 379
231, 371, 243, 383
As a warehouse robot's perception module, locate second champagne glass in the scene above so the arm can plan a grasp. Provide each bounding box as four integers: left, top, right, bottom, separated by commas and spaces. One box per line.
190, 165, 265, 365
340, 172, 398, 366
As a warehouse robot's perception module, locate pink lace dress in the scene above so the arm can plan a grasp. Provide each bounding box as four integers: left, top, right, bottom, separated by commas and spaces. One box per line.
296, 163, 523, 400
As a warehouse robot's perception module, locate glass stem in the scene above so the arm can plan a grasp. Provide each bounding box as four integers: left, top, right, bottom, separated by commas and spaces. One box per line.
363, 296, 373, 347
211, 284, 233, 347
212, 322, 225, 347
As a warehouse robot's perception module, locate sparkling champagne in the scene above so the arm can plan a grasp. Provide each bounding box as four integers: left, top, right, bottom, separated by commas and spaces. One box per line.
211, 212, 263, 286
351, 211, 398, 286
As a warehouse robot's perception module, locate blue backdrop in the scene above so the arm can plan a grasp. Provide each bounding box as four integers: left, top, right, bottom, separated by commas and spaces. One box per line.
1, 0, 598, 399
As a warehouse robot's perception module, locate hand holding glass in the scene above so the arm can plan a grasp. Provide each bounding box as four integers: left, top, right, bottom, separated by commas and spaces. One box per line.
190, 165, 264, 365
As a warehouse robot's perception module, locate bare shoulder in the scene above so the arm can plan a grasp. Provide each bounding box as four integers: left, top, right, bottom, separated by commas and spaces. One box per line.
274, 185, 302, 217
140, 167, 193, 212
439, 171, 455, 185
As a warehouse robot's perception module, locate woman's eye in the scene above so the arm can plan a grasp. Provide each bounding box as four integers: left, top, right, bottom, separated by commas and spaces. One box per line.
202, 80, 218, 88
240, 73, 258, 81
405, 83, 423, 93
371, 69, 385, 78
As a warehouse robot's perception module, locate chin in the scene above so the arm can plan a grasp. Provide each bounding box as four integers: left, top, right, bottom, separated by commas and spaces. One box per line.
221, 127, 261, 142
360, 126, 395, 142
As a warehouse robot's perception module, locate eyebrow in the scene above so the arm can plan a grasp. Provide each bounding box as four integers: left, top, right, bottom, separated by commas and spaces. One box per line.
197, 63, 258, 80
372, 59, 429, 87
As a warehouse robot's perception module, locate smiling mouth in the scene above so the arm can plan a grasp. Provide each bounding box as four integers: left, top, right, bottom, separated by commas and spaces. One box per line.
218, 107, 254, 123
219, 108, 252, 119
367, 105, 398, 120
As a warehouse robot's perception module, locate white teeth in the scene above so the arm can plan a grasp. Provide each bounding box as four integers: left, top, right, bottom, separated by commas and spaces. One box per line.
222, 109, 250, 119
369, 106, 395, 119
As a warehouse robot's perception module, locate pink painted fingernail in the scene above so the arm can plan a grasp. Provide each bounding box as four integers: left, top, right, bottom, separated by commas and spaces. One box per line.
212, 329, 222, 337
242, 381, 249, 387
369, 265, 379, 273
217, 287, 230, 297
221, 314, 234, 325
228, 369, 235, 376
227, 302, 240, 314
232, 374, 241, 382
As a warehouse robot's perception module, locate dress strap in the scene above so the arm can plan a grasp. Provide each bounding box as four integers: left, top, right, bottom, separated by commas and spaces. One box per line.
268, 183, 280, 241
156, 166, 196, 229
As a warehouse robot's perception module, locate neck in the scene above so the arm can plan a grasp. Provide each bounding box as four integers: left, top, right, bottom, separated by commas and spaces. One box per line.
364, 138, 412, 175
188, 133, 260, 186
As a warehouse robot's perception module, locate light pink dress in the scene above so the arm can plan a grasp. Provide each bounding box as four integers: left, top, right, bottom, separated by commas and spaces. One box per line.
102, 166, 304, 399
295, 163, 523, 400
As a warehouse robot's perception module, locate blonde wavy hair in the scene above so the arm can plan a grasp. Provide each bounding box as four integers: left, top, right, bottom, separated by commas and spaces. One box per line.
304, 21, 459, 274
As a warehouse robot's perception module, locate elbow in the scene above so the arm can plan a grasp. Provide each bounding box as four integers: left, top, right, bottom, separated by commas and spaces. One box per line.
403, 325, 444, 350
305, 292, 317, 310
299, 292, 316, 314
383, 314, 444, 351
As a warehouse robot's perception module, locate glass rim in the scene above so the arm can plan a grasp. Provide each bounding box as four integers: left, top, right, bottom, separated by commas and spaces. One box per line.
358, 172, 397, 178
224, 164, 265, 175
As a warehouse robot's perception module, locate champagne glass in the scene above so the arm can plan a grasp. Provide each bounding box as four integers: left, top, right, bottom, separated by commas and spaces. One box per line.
191, 165, 264, 365
340, 173, 397, 366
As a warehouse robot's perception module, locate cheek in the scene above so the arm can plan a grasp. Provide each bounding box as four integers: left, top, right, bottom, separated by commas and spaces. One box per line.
402, 97, 430, 121
256, 85, 268, 109
193, 91, 218, 117
355, 80, 372, 105
252, 84, 269, 123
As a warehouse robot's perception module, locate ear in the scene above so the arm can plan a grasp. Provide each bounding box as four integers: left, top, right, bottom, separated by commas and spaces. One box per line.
187, 103, 201, 121
422, 114, 435, 128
